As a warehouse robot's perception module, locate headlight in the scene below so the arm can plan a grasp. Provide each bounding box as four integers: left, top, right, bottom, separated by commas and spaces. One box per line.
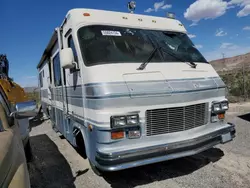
212, 103, 221, 113
211, 100, 228, 123
221, 101, 229, 111
111, 114, 139, 128
212, 100, 229, 114
127, 115, 139, 125
111, 116, 126, 128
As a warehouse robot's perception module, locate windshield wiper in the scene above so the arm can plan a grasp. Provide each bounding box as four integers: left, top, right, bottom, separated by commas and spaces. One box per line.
137, 46, 197, 70
137, 45, 198, 71
161, 47, 197, 69
137, 47, 161, 70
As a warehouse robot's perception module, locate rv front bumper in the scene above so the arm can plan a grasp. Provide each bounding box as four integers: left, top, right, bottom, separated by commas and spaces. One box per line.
95, 123, 235, 171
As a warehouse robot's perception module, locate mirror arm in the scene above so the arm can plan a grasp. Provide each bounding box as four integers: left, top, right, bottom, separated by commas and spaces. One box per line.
73, 62, 80, 71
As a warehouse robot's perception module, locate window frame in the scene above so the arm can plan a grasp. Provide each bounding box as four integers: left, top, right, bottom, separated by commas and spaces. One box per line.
39, 71, 43, 88
52, 53, 62, 87
67, 35, 79, 73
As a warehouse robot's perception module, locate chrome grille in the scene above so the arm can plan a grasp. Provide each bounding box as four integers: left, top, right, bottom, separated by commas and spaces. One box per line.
146, 103, 209, 136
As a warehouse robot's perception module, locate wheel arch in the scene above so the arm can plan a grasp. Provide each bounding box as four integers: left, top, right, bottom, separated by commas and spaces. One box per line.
72, 124, 90, 159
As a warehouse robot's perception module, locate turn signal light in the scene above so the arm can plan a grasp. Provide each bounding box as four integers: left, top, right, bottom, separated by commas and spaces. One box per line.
111, 131, 124, 140
218, 113, 225, 120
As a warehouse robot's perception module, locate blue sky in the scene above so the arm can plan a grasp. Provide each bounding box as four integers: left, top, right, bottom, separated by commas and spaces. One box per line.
1, 0, 250, 87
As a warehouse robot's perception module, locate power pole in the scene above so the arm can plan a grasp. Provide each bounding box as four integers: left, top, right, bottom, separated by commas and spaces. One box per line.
222, 53, 225, 63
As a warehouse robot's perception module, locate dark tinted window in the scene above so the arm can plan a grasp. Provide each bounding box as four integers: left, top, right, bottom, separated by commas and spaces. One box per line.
78, 25, 207, 66
53, 53, 62, 86
39, 72, 43, 87
48, 62, 52, 83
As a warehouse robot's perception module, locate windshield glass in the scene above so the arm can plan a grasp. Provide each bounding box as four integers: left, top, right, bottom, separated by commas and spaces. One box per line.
77, 25, 207, 66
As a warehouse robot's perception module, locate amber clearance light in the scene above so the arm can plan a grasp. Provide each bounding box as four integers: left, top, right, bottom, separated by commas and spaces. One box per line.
218, 113, 225, 120
83, 13, 90, 16
111, 131, 124, 140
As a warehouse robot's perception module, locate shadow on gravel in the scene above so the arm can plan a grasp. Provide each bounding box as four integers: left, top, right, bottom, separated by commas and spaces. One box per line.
28, 134, 78, 188
103, 148, 224, 188
238, 113, 250, 122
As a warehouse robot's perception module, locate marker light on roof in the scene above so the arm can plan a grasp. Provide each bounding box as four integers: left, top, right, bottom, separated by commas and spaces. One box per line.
167, 12, 175, 19
83, 13, 90, 16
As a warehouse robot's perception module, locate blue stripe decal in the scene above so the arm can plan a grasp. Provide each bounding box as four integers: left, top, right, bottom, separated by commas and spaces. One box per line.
43, 104, 109, 125
85, 86, 225, 99
84, 76, 220, 86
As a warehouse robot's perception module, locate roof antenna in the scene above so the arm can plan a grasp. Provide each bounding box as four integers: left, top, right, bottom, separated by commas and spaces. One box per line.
128, 1, 136, 14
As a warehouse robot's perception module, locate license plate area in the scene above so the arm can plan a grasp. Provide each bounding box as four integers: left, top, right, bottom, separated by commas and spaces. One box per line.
128, 130, 141, 139
221, 133, 232, 143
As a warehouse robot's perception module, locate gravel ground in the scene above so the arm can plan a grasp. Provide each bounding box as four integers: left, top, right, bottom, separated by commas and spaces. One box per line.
28, 103, 250, 188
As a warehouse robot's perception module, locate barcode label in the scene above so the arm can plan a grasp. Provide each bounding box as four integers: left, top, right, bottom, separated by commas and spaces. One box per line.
101, 30, 122, 36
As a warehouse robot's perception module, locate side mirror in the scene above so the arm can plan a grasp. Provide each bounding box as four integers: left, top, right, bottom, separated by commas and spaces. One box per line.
10, 101, 37, 119
60, 48, 76, 69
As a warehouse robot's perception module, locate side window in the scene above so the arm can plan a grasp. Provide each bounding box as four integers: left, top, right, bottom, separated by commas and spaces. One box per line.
48, 62, 52, 83
39, 72, 43, 87
53, 53, 62, 86
68, 35, 79, 72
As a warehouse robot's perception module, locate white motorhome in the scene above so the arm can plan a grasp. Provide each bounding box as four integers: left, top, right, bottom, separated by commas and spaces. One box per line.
37, 8, 236, 173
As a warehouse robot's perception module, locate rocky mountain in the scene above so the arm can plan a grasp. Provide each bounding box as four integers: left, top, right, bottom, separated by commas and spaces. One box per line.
210, 52, 250, 72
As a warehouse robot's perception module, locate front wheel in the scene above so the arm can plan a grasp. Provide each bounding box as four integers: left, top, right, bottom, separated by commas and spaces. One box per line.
88, 160, 103, 176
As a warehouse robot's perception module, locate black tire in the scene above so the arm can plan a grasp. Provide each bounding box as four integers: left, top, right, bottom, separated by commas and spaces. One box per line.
75, 132, 87, 159
89, 160, 103, 176
24, 140, 33, 162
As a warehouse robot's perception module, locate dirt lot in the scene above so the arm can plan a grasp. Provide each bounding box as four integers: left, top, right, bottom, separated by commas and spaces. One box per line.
28, 103, 250, 188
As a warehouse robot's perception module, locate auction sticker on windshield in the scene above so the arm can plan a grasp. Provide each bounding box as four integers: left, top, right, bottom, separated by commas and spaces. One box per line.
101, 30, 122, 36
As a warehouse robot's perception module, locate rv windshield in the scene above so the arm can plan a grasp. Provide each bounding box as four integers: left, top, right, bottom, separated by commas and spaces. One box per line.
78, 25, 207, 66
